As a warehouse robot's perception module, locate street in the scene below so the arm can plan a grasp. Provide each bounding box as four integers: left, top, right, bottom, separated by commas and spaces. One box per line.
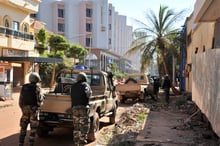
0, 93, 126, 146
1, 91, 220, 146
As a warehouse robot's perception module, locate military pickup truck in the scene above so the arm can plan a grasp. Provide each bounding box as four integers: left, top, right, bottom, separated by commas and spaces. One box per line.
115, 73, 153, 103
37, 69, 119, 141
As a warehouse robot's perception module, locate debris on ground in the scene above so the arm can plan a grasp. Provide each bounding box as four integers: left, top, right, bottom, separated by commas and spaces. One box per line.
97, 103, 150, 146
0, 97, 6, 101
96, 91, 220, 146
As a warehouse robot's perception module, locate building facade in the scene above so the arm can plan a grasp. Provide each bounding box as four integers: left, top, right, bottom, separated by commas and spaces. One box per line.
36, 0, 134, 72
0, 0, 41, 97
186, 0, 220, 137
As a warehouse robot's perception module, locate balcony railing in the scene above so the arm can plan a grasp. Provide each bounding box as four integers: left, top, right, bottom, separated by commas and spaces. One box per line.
0, 26, 34, 41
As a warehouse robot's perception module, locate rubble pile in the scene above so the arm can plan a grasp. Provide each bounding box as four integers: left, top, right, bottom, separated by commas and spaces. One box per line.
97, 92, 220, 146
98, 103, 149, 146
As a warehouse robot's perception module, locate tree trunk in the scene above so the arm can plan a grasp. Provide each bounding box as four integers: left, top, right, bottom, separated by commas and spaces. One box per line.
172, 56, 176, 86
50, 62, 56, 88
161, 51, 169, 75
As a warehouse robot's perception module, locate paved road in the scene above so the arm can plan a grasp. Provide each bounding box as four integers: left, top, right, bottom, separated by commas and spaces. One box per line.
0, 92, 126, 146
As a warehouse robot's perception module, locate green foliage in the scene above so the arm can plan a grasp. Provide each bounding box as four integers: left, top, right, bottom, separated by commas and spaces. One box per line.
137, 112, 146, 123
39, 62, 70, 87
126, 5, 185, 74
114, 72, 125, 80
39, 63, 53, 87
67, 43, 88, 62
108, 63, 117, 73
48, 34, 70, 55
35, 28, 48, 54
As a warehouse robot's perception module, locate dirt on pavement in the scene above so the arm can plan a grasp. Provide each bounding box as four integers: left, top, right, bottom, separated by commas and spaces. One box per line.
1, 89, 220, 146
94, 90, 220, 146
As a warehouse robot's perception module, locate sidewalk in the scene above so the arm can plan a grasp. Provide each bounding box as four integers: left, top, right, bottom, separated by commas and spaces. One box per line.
0, 91, 20, 108
135, 89, 220, 146
0, 87, 50, 108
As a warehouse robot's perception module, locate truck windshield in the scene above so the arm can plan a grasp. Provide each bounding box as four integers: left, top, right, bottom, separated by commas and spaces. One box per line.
62, 73, 101, 86
127, 75, 145, 81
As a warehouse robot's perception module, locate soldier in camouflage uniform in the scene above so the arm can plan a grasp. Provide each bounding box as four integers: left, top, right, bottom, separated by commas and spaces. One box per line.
70, 72, 92, 146
18, 72, 44, 146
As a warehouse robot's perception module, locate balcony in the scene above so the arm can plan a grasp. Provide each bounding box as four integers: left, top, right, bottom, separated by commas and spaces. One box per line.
193, 0, 220, 22
0, 26, 35, 51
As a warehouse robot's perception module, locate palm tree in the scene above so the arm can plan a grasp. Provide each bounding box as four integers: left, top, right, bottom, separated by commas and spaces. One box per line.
125, 5, 185, 76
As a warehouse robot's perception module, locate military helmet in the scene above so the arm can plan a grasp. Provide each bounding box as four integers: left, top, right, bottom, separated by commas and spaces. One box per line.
77, 72, 87, 82
29, 72, 41, 83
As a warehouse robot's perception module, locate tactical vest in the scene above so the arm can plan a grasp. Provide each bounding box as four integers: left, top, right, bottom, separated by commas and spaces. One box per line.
71, 82, 89, 106
21, 83, 38, 106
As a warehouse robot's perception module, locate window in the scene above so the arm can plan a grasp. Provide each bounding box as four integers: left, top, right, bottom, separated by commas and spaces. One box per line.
5, 19, 9, 27
109, 24, 111, 30
58, 23, 64, 32
86, 37, 92, 47
86, 23, 92, 32
58, 9, 64, 18
12, 21, 19, 38
24, 24, 28, 32
101, 7, 103, 24
108, 38, 111, 45
109, 9, 112, 15
30, 14, 37, 19
13, 21, 19, 31
86, 8, 92, 17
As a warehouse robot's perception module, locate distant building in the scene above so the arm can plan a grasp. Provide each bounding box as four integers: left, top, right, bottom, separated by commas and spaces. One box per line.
35, 0, 134, 72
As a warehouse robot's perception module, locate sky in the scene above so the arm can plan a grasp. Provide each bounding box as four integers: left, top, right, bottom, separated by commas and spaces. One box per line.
108, 0, 196, 29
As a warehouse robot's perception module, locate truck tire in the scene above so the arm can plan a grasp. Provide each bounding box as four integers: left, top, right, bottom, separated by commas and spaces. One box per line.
139, 92, 145, 102
121, 96, 126, 103
109, 108, 116, 124
87, 112, 99, 142
37, 123, 50, 137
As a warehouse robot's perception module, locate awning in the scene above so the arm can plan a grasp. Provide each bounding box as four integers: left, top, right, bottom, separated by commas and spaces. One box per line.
0, 57, 63, 63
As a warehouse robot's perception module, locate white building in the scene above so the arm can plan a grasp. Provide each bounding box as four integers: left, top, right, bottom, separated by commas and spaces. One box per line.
35, 0, 135, 72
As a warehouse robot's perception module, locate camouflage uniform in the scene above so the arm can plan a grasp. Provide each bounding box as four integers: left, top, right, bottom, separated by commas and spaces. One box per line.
72, 106, 90, 146
70, 72, 92, 146
18, 73, 44, 146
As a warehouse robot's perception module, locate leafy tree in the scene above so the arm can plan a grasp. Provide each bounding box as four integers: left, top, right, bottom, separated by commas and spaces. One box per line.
125, 5, 185, 76
67, 43, 88, 64
48, 34, 70, 57
48, 34, 70, 87
35, 28, 48, 54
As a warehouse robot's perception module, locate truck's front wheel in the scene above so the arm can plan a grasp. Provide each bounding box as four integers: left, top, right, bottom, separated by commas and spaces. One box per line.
87, 112, 99, 142
109, 108, 116, 124
121, 95, 126, 103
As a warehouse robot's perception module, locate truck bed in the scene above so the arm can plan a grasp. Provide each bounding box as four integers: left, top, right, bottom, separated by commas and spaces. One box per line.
40, 93, 71, 113
116, 83, 141, 92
